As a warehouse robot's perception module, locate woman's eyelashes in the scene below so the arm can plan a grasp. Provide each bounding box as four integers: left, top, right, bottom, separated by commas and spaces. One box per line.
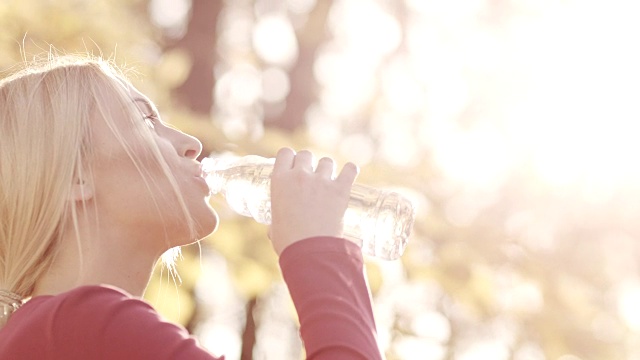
143, 114, 159, 130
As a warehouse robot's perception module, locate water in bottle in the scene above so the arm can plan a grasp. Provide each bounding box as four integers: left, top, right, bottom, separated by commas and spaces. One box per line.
202, 154, 415, 260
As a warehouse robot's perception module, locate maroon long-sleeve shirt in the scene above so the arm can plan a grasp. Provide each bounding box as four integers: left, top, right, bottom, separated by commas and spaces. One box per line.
0, 237, 382, 359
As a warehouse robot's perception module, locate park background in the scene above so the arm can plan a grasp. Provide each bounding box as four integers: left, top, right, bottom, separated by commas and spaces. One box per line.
2, 0, 640, 359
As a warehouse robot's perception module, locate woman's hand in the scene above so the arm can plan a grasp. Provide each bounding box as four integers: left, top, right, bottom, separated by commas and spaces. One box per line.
268, 148, 359, 255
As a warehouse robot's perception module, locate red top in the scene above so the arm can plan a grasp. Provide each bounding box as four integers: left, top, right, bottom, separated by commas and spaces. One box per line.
0, 237, 381, 359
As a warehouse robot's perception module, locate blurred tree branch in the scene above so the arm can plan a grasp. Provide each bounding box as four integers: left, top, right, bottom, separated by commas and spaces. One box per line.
264, 1, 332, 132
168, 0, 223, 116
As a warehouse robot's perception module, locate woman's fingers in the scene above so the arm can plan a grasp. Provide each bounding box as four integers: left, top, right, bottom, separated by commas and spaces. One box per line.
336, 162, 359, 187
292, 150, 314, 172
269, 148, 360, 255
273, 149, 357, 183
315, 157, 336, 179
273, 147, 295, 173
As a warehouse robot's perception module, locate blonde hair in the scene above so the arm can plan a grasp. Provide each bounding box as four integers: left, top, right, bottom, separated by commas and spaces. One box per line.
0, 54, 195, 322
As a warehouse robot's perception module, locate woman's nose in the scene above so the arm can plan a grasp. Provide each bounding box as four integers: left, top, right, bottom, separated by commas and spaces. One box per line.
176, 131, 203, 159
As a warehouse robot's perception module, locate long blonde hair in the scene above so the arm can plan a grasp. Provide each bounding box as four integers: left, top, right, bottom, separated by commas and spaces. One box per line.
0, 54, 195, 322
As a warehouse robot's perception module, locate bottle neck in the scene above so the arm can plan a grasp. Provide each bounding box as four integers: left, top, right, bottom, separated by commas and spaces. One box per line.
201, 157, 223, 194
204, 171, 224, 194
201, 155, 275, 194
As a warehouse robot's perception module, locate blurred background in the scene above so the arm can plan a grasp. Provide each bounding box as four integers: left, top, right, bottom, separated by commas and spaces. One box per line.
2, 0, 640, 359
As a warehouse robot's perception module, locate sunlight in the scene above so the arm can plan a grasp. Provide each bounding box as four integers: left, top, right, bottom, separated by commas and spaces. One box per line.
373, 112, 421, 168
557, 355, 582, 360
432, 127, 514, 189
496, 272, 544, 315
215, 65, 262, 109
405, 0, 485, 28
381, 55, 425, 116
339, 133, 375, 165
502, 0, 640, 191
457, 340, 510, 360
286, 0, 317, 14
252, 13, 298, 67
328, 0, 401, 57
513, 343, 545, 360
214, 64, 264, 138
398, 0, 640, 195
315, 49, 377, 117
412, 311, 451, 342
617, 279, 640, 332
395, 338, 445, 360
149, 0, 190, 31
194, 254, 246, 360
306, 104, 343, 148
198, 324, 242, 360
261, 67, 290, 103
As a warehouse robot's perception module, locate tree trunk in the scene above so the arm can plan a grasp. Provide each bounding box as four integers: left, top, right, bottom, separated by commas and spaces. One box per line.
240, 297, 258, 360
264, 1, 333, 132
171, 0, 223, 116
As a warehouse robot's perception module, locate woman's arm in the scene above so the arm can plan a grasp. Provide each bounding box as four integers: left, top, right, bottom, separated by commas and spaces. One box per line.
269, 148, 383, 359
279, 237, 383, 359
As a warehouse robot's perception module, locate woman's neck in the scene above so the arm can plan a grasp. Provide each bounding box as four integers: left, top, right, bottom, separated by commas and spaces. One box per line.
32, 232, 160, 298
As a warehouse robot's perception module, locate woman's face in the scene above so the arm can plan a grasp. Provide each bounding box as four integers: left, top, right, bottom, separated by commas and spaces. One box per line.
87, 82, 218, 253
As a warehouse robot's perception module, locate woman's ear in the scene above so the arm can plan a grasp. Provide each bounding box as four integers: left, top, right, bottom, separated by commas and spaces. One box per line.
69, 177, 94, 202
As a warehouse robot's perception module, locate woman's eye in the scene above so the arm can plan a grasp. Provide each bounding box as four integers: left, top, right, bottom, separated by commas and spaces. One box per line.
143, 115, 157, 129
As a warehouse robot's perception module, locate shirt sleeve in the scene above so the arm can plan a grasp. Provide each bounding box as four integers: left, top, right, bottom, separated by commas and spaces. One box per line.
279, 237, 383, 360
51, 285, 222, 360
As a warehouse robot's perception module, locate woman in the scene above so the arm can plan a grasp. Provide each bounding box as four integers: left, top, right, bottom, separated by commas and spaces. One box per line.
0, 55, 382, 359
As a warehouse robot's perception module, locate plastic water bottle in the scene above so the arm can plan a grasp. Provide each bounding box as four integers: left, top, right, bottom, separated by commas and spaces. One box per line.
202, 154, 415, 260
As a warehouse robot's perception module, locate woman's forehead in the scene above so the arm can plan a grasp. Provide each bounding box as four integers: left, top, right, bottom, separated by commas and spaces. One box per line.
93, 82, 149, 129
133, 97, 154, 114
90, 84, 153, 151
126, 84, 155, 112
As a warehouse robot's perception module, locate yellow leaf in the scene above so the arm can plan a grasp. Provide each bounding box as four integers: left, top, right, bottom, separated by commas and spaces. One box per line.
232, 258, 274, 298
144, 276, 195, 326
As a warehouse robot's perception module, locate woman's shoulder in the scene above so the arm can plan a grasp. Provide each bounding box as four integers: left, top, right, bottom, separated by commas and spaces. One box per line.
25, 284, 147, 317
9, 285, 151, 337
3, 285, 217, 359
0, 285, 150, 358
51, 284, 139, 306
62, 283, 133, 297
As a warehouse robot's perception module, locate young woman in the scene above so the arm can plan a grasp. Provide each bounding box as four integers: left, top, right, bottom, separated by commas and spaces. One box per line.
0, 55, 382, 359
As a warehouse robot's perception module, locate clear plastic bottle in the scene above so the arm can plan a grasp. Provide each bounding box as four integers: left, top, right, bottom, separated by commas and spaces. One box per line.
202, 155, 416, 260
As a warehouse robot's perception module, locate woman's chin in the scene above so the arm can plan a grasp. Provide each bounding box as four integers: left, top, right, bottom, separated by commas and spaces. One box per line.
163, 209, 219, 248
195, 209, 219, 239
